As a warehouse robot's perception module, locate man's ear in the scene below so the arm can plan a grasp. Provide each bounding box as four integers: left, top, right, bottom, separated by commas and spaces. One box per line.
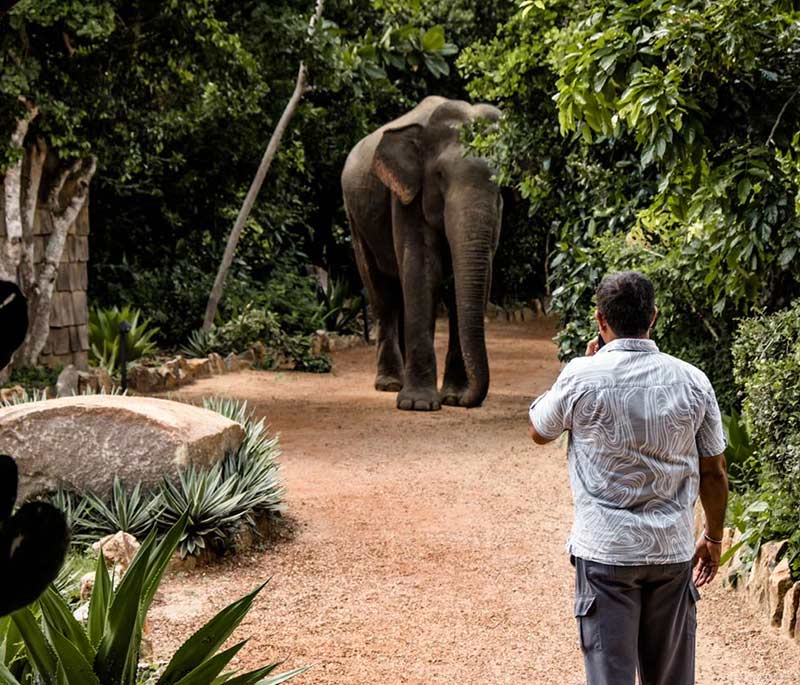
371, 124, 423, 204
596, 309, 611, 334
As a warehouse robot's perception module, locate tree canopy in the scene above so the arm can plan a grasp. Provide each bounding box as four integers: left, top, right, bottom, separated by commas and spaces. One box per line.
461, 0, 800, 405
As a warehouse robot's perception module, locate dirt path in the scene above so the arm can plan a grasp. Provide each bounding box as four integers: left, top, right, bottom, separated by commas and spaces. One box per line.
150, 320, 800, 684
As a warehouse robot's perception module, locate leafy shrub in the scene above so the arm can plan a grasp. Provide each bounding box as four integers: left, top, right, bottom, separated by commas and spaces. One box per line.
48, 400, 285, 559
248, 266, 324, 336
721, 410, 758, 488
723, 483, 800, 584
211, 305, 283, 355
726, 300, 800, 577
1, 515, 306, 684
89, 305, 159, 371
181, 304, 332, 373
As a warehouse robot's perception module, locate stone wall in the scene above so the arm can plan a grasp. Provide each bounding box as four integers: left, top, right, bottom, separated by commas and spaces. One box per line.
695, 512, 800, 642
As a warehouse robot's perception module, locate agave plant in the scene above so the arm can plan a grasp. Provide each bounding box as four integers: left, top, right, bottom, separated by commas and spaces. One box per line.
89, 305, 159, 371
159, 469, 248, 558
0, 515, 306, 684
81, 478, 163, 543
207, 398, 285, 519
318, 277, 363, 334
180, 328, 219, 359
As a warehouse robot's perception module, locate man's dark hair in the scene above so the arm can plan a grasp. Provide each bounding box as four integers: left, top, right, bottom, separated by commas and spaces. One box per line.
596, 271, 655, 338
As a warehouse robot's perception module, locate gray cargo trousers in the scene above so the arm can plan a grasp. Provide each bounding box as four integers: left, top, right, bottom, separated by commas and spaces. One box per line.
573, 556, 700, 685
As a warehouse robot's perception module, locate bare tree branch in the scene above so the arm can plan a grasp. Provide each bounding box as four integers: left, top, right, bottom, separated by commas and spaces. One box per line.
48, 156, 85, 212
202, 0, 326, 329
767, 84, 800, 147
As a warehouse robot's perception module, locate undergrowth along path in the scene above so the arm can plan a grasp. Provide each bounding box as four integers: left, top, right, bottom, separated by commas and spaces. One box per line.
150, 319, 800, 684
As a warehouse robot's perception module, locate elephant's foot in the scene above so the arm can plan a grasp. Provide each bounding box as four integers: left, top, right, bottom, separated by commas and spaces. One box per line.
440, 384, 469, 407
375, 374, 403, 392
397, 386, 441, 411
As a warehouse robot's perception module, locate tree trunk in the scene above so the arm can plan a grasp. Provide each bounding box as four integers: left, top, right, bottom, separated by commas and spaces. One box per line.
1, 99, 37, 283
202, 0, 325, 330
17, 156, 96, 367
2, 98, 97, 371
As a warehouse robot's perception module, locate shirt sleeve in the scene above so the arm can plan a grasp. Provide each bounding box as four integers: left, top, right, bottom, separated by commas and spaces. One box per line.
696, 386, 727, 457
529, 367, 576, 440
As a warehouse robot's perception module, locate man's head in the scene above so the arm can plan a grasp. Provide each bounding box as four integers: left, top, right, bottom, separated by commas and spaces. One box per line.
595, 271, 657, 340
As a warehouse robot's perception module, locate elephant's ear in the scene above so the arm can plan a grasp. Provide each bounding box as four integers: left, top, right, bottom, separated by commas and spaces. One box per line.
371, 124, 423, 205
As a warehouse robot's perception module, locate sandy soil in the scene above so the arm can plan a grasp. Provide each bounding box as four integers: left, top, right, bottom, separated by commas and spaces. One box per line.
149, 319, 800, 684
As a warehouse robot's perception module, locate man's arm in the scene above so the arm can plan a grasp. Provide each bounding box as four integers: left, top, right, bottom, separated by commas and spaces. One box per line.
527, 358, 583, 445
529, 422, 554, 445
694, 453, 728, 587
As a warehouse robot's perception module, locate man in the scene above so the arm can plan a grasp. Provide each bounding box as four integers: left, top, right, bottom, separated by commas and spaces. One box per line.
528, 271, 728, 685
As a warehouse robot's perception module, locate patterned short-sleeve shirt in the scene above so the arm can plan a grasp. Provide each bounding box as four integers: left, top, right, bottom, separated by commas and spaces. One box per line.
529, 338, 726, 565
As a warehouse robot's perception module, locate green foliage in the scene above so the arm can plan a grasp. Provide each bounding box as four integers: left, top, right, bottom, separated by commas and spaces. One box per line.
723, 301, 800, 578
240, 267, 324, 337
48, 400, 285, 559
211, 305, 283, 356
461, 0, 800, 410
53, 552, 95, 606
89, 306, 159, 371
721, 410, 758, 488
319, 277, 363, 334
734, 301, 800, 510
80, 479, 162, 544
181, 302, 332, 373
3, 364, 62, 391
159, 467, 249, 559
0, 516, 306, 684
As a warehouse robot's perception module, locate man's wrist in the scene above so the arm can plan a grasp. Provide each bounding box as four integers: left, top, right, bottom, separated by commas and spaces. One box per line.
703, 530, 723, 545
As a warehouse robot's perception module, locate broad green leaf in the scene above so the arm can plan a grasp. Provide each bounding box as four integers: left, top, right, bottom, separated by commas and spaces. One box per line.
157, 581, 268, 685
142, 512, 190, 612
172, 641, 247, 685
10, 608, 57, 685
94, 528, 157, 685
47, 629, 99, 685
720, 539, 745, 566
218, 663, 279, 685
88, 550, 111, 648
421, 25, 445, 52
39, 587, 94, 663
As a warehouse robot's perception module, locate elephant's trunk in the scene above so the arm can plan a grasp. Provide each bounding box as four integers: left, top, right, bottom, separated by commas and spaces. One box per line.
446, 195, 498, 408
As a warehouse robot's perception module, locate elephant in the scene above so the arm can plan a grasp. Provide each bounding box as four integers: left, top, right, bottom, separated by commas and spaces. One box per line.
341, 96, 502, 411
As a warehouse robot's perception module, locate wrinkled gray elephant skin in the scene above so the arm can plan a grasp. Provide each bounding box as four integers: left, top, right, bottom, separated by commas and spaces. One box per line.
341, 97, 502, 411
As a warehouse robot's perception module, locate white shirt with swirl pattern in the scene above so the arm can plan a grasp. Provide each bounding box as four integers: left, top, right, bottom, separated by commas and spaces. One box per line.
529, 338, 726, 565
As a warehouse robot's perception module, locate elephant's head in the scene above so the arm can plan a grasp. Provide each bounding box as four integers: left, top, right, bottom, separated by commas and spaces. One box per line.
370, 100, 502, 407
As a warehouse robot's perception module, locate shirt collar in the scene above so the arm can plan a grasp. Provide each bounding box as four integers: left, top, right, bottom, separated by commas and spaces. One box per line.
597, 338, 659, 354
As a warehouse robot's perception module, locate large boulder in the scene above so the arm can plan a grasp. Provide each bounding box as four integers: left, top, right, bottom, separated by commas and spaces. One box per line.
0, 395, 244, 500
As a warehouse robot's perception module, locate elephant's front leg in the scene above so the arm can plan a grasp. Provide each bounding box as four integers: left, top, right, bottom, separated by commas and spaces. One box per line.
440, 294, 469, 406
396, 229, 443, 412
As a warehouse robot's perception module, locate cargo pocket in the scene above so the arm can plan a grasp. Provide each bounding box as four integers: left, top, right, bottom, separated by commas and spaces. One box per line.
574, 594, 600, 652
686, 582, 700, 638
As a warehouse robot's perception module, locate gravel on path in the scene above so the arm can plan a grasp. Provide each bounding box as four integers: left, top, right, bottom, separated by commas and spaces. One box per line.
149, 319, 800, 684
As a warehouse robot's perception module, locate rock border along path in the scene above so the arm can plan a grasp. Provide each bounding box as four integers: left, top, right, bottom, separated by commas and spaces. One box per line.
149, 319, 800, 684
